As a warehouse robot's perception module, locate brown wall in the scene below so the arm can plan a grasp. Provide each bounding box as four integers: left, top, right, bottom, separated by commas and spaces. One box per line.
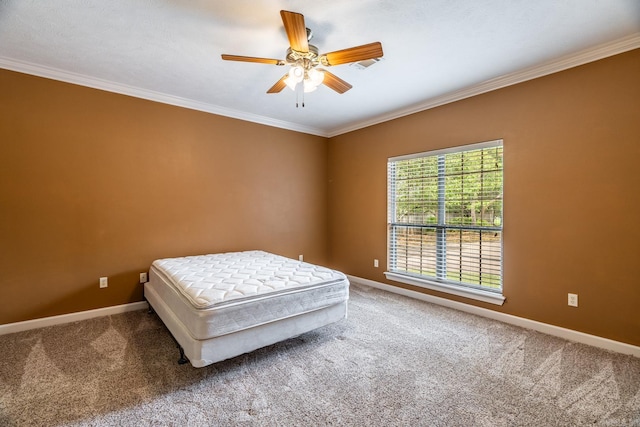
2, 49, 639, 347
0, 70, 328, 324
327, 49, 640, 346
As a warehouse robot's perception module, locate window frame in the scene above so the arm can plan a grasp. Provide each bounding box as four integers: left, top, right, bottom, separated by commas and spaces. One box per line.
385, 140, 505, 305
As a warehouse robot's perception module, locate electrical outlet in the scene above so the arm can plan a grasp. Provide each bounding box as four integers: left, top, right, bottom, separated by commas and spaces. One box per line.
568, 293, 578, 307
99, 277, 108, 289
140, 272, 148, 283
299, 255, 304, 261
374, 259, 379, 268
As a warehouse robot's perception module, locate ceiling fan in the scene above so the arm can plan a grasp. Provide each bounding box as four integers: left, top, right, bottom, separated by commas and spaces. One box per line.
221, 10, 383, 98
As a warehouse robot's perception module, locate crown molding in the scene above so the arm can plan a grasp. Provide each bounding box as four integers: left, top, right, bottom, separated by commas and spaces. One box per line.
0, 57, 328, 137
326, 33, 640, 137
1, 33, 638, 139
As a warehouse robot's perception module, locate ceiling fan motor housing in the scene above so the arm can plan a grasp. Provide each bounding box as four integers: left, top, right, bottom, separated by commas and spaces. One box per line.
286, 44, 320, 69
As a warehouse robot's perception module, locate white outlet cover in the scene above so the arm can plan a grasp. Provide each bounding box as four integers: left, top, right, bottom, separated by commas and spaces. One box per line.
99, 277, 108, 288
568, 293, 578, 307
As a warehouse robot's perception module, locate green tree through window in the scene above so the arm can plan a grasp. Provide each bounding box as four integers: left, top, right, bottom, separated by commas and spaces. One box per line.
388, 140, 503, 291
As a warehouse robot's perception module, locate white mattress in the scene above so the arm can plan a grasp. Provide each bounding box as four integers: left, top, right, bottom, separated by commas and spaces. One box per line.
146, 251, 349, 341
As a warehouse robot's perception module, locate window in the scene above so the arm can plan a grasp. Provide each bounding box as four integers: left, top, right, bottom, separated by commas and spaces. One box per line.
385, 140, 504, 305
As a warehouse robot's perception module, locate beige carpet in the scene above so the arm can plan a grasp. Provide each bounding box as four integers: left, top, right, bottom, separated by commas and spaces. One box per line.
1, 284, 639, 426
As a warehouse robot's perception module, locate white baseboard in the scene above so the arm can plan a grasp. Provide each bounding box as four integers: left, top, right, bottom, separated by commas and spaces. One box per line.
0, 301, 149, 336
348, 275, 640, 358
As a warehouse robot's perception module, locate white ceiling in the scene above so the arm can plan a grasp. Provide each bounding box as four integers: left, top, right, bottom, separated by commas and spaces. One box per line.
1, 1, 639, 137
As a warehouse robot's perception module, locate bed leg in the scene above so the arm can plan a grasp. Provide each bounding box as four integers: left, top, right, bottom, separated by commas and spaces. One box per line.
145, 298, 155, 314
177, 344, 188, 365
168, 332, 188, 365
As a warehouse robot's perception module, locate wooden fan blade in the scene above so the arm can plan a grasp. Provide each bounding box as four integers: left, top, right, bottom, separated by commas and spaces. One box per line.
267, 75, 288, 93
323, 42, 383, 66
221, 54, 285, 66
318, 69, 352, 94
280, 10, 309, 53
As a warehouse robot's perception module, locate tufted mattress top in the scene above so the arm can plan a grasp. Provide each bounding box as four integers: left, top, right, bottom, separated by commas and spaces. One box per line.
151, 250, 346, 309
146, 251, 349, 339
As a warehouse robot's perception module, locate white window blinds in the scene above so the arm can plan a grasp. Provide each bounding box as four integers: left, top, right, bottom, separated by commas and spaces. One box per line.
387, 140, 503, 292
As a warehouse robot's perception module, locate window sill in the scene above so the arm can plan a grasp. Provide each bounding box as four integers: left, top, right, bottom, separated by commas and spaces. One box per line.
384, 272, 506, 306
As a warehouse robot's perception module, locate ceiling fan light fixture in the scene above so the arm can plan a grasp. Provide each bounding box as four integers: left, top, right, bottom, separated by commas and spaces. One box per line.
303, 67, 324, 92
289, 65, 304, 82
308, 68, 324, 85
284, 76, 297, 91
285, 65, 304, 90
303, 78, 318, 93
